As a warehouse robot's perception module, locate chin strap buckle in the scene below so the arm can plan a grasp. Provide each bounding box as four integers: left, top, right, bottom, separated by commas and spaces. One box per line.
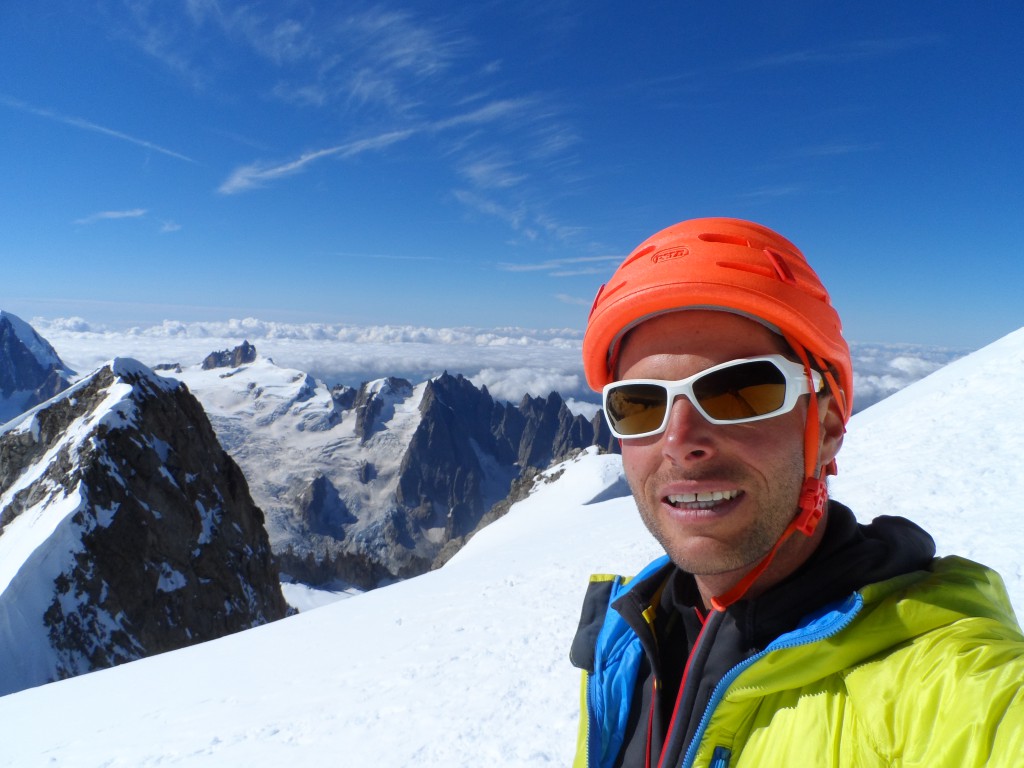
711, 476, 829, 612
795, 477, 828, 536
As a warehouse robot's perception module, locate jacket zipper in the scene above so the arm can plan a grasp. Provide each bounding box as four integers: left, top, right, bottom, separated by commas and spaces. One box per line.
656, 609, 718, 768
679, 592, 864, 768
708, 746, 732, 768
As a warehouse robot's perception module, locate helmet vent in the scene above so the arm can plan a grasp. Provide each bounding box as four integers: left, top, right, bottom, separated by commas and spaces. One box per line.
622, 244, 656, 268
698, 232, 750, 247
763, 248, 798, 285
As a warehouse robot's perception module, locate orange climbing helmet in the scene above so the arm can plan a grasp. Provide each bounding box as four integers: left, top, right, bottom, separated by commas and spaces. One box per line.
585, 217, 854, 609
583, 217, 853, 421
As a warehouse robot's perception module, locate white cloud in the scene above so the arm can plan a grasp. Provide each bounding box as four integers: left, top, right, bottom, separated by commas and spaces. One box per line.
34, 317, 587, 400
497, 255, 622, 275
218, 129, 416, 194
220, 96, 535, 195
555, 293, 592, 307
741, 36, 940, 70
433, 98, 535, 131
460, 156, 527, 189
738, 185, 802, 200
32, 316, 92, 332
31, 318, 966, 412
471, 367, 583, 403
452, 189, 527, 231
73, 209, 148, 225
0, 94, 196, 163
850, 344, 961, 411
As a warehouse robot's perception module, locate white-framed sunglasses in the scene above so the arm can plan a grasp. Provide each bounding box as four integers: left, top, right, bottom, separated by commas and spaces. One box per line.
602, 354, 823, 439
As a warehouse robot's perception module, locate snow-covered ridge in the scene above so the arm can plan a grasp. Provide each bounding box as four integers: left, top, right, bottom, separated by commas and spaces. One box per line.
0, 360, 165, 693
0, 357, 288, 697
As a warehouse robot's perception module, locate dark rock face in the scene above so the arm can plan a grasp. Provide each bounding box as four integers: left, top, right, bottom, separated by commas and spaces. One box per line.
396, 374, 505, 540
0, 312, 74, 421
330, 384, 358, 411
275, 371, 615, 591
393, 372, 609, 563
201, 340, 257, 370
298, 473, 356, 538
0, 359, 288, 694
353, 377, 413, 443
591, 411, 617, 454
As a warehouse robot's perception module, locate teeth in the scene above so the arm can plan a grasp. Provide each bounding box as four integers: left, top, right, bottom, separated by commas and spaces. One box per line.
667, 490, 739, 505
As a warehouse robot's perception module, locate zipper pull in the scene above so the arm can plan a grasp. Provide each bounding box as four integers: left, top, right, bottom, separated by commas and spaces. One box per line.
708, 745, 732, 767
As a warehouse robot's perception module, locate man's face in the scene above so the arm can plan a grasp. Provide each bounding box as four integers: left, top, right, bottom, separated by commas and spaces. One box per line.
616, 310, 813, 577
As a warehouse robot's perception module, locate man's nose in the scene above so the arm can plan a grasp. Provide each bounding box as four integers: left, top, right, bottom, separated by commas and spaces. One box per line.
661, 395, 718, 464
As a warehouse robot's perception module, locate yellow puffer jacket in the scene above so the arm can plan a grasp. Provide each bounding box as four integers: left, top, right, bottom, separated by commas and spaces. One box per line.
574, 556, 1024, 767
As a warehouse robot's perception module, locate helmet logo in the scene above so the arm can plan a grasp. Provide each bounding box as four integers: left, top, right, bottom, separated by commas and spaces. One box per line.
651, 246, 689, 263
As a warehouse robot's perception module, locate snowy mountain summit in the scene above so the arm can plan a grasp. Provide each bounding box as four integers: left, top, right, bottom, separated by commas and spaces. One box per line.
0, 358, 289, 697
0, 310, 74, 424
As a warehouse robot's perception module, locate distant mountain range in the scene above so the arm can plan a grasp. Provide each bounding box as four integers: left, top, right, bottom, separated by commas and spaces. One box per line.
0, 311, 615, 693
167, 342, 616, 589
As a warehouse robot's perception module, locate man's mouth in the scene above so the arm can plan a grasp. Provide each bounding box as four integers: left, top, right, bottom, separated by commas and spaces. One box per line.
665, 490, 740, 510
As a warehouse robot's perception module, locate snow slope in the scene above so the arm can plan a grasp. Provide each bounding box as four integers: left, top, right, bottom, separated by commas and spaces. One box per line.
831, 326, 1024, 609
0, 330, 1021, 766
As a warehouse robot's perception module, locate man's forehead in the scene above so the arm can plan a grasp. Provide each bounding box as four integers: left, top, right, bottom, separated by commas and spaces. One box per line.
614, 309, 793, 372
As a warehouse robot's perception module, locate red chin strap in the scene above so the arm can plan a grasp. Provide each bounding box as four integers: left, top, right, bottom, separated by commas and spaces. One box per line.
709, 341, 831, 612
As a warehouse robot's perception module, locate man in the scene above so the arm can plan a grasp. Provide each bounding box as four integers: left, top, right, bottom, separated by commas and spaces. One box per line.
570, 218, 1023, 767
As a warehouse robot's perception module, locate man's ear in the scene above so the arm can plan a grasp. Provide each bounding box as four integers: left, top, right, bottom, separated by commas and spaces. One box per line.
817, 393, 845, 472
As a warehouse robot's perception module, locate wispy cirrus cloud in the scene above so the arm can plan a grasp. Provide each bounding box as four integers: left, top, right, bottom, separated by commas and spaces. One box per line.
791, 142, 880, 158
218, 129, 416, 194
737, 185, 803, 201
433, 97, 535, 131
0, 94, 196, 163
74, 209, 149, 226
741, 35, 940, 70
460, 156, 528, 190
452, 189, 584, 248
119, 2, 461, 114
453, 190, 528, 233
218, 98, 535, 195
554, 293, 593, 307
115, 4, 580, 247
498, 255, 621, 277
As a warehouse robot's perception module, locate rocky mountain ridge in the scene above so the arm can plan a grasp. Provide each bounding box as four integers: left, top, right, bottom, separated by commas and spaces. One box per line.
0, 357, 289, 696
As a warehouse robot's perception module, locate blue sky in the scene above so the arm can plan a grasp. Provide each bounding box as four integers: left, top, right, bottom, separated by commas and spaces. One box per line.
2, 1, 1021, 349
